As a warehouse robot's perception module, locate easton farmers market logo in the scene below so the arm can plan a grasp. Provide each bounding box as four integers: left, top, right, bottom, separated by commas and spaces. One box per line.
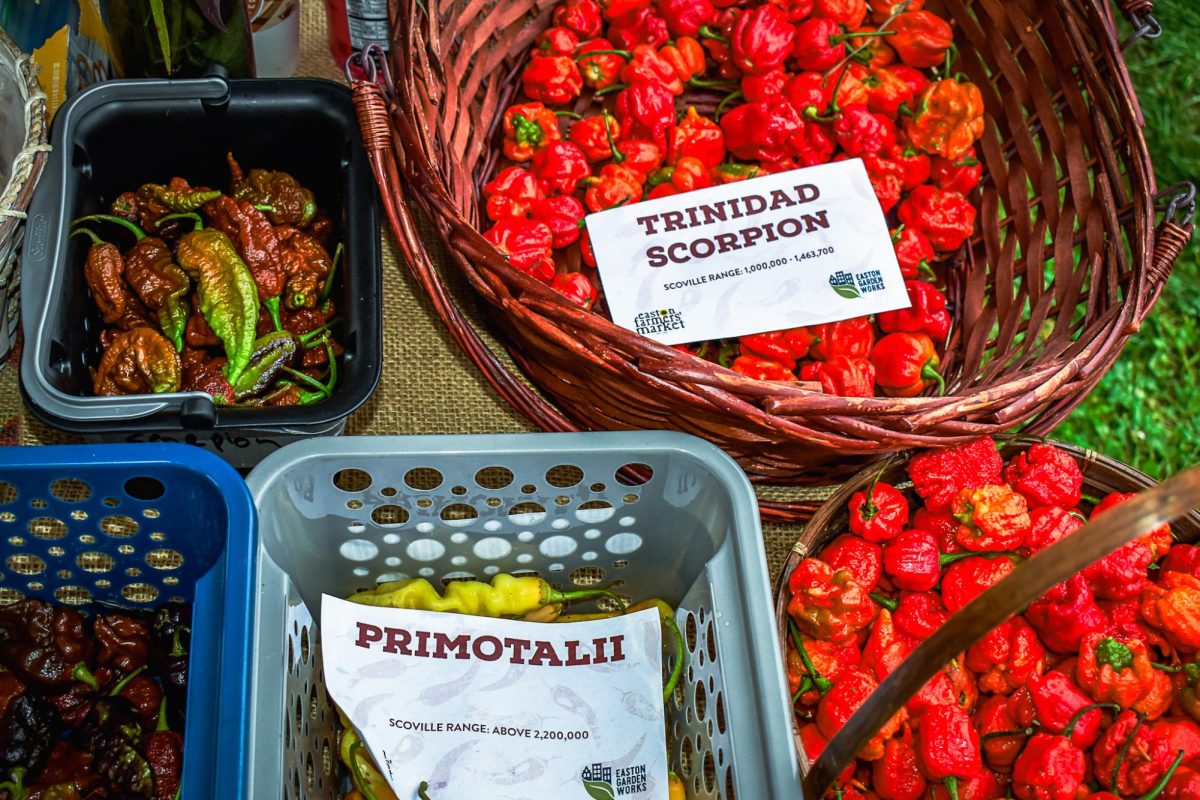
634, 308, 684, 335
581, 761, 649, 798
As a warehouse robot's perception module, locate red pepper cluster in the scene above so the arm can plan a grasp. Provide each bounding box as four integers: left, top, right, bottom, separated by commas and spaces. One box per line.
485, 0, 985, 396
786, 438, 1200, 799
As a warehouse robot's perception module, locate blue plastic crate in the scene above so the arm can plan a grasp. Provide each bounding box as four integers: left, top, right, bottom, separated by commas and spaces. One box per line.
0, 443, 257, 798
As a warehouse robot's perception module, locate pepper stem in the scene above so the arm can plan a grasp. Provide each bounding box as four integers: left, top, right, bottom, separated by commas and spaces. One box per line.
544, 585, 628, 612
418, 781, 434, 799
1063, 702, 1120, 738
347, 741, 381, 800
157, 212, 204, 231
831, 29, 896, 44
979, 726, 1036, 742
1138, 750, 1186, 800
697, 24, 726, 42
1112, 713, 1147, 789
0, 767, 27, 800
264, 295, 283, 332
1152, 662, 1183, 673
594, 82, 630, 97
861, 462, 889, 520
662, 613, 685, 702
554, 110, 584, 119
70, 227, 103, 245
922, 360, 946, 396
254, 204, 277, 214
299, 318, 341, 346
603, 112, 623, 163
943, 776, 959, 800
73, 662, 100, 691
156, 696, 170, 732
109, 664, 148, 696
792, 675, 814, 704
320, 242, 343, 304
72, 214, 146, 241
574, 48, 631, 60
715, 89, 743, 119
1082, 493, 1103, 505
688, 77, 737, 89
787, 618, 833, 694
918, 260, 937, 281
869, 592, 898, 611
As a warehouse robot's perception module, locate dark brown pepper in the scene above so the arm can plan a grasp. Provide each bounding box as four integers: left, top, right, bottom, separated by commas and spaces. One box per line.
93, 328, 181, 396
202, 195, 286, 300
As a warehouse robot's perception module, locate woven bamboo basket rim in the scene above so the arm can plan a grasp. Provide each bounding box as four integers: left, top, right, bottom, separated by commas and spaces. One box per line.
364, 0, 1195, 501
772, 436, 1200, 791
0, 25, 49, 247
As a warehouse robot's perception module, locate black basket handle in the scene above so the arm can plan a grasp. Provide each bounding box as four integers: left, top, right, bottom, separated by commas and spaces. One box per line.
803, 462, 1200, 798
1117, 0, 1163, 46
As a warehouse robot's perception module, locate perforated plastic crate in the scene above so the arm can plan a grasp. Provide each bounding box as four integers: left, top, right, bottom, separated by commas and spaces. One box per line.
244, 431, 801, 799
0, 443, 258, 798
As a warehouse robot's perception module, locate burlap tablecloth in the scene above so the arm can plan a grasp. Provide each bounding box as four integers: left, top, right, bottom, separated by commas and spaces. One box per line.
0, 1, 819, 577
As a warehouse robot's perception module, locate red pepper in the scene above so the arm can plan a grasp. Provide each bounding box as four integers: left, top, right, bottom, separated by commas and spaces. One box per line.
741, 67, 789, 102
906, 438, 1003, 512
578, 228, 596, 267
821, 533, 883, 593
873, 728, 927, 800
792, 120, 837, 167
531, 141, 592, 195
659, 36, 706, 82
849, 480, 909, 543
815, 0, 867, 27
862, 66, 915, 117
810, 316, 874, 360
862, 608, 916, 681
889, 142, 933, 190
615, 82, 677, 149
768, 0, 814, 21
868, 0, 922, 21
787, 557, 878, 644
889, 10, 953, 68
502, 102, 562, 162
483, 166, 544, 221
820, 355, 876, 397
521, 54, 584, 105
1093, 711, 1178, 796
1142, 571, 1200, 653
577, 39, 626, 89
1026, 575, 1108, 654
877, 280, 951, 341
553, 0, 603, 37
600, 0, 651, 21
739, 327, 812, 366
913, 507, 962, 553
797, 724, 857, 786
1155, 717, 1200, 765
621, 44, 685, 94
917, 704, 984, 793
1021, 506, 1083, 557
730, 4, 794, 74
535, 26, 581, 55
608, 7, 670, 49
861, 153, 905, 213
789, 635, 861, 705
656, 0, 715, 36
952, 484, 1030, 553
1092, 492, 1173, 560
833, 104, 897, 157
1011, 732, 1085, 800
483, 218, 556, 283
730, 354, 797, 381
890, 62, 929, 96
1082, 523, 1157, 601
550, 272, 598, 309
583, 164, 644, 211
893, 591, 948, 639
1164, 544, 1200, 579
817, 668, 905, 761
932, 154, 983, 194
897, 184, 976, 252
699, 9, 740, 77
871, 331, 945, 397
882, 529, 942, 592
941, 555, 1016, 613
709, 162, 760, 183
530, 194, 585, 248
792, 17, 847, 71
909, 654, 977, 719
1103, 596, 1166, 650
1164, 765, 1200, 800
832, 64, 871, 109
569, 114, 621, 161
975, 694, 1029, 771
783, 70, 831, 114
666, 106, 726, 168
927, 772, 1005, 800
1004, 444, 1084, 510
1076, 632, 1173, 718
648, 155, 712, 195
1025, 670, 1105, 749
720, 99, 807, 162
891, 226, 935, 279
905, 77, 986, 161
965, 617, 1046, 695
614, 139, 663, 178
847, 25, 896, 69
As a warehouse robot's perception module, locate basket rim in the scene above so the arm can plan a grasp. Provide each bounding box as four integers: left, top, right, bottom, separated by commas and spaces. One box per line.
0, 25, 49, 234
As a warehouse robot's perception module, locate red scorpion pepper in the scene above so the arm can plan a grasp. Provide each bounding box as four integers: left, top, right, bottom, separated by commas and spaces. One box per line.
891, 226, 935, 279
861, 153, 905, 213
483, 218, 556, 283
847, 24, 896, 68
873, 728, 927, 800
849, 480, 910, 543
502, 102, 562, 162
1027, 575, 1108, 654
616, 82, 677, 148
871, 332, 945, 397
890, 142, 933, 190
569, 114, 620, 162
1076, 633, 1173, 718
941, 555, 1016, 613
975, 694, 1030, 771
584, 164, 644, 211
821, 533, 883, 593
521, 54, 584, 105
550, 272, 598, 309
600, 0, 651, 21
797, 725, 857, 786
917, 704, 984, 797
914, 506, 963, 553
666, 107, 726, 168
1025, 670, 1107, 748
656, 0, 715, 36
730, 354, 797, 382
483, 166, 543, 220
863, 66, 915, 117
787, 557, 878, 644
553, 0, 603, 37
620, 44, 685, 94
740, 66, 789, 102
738, 327, 814, 367
877, 280, 951, 341
1163, 544, 1200, 579
614, 139, 663, 178
965, 617, 1046, 695
783, 70, 831, 114
792, 17, 847, 71
932, 154, 983, 194
1093, 711, 1180, 796
952, 484, 1030, 553
893, 591, 948, 639
809, 316, 874, 360
904, 77, 985, 161
820, 355, 876, 397
730, 4, 794, 74
535, 26, 580, 55
1142, 572, 1200, 653
531, 141, 591, 195
659, 36, 706, 83
906, 437, 1003, 512
897, 185, 976, 252
889, 10, 953, 68
1011, 732, 1086, 800
789, 634, 861, 706
815, 0, 867, 27
1021, 506, 1083, 557
833, 104, 897, 157
890, 62, 929, 97
1004, 444, 1084, 510
577, 39, 625, 89
720, 99, 808, 162
818, 668, 906, 761
862, 609, 915, 682
530, 194, 585, 248
646, 155, 713, 197
1165, 765, 1200, 800
1093, 491, 1174, 559
608, 7, 670, 49
882, 529, 943, 592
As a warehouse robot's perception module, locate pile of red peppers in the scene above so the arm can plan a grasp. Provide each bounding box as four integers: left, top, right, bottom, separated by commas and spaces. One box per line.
485, 0, 986, 397
785, 438, 1200, 799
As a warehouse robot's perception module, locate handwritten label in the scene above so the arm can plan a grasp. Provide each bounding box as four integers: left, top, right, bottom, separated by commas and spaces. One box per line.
587, 159, 910, 345
322, 596, 669, 798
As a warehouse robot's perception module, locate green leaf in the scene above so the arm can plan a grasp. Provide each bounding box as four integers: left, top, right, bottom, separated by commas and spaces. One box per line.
150, 0, 173, 74
583, 780, 617, 800
832, 283, 861, 299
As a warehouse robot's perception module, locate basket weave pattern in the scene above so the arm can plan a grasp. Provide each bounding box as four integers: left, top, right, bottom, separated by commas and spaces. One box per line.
375, 0, 1190, 486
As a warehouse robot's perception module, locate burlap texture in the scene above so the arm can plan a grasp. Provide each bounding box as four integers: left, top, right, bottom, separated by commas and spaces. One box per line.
0, 0, 823, 577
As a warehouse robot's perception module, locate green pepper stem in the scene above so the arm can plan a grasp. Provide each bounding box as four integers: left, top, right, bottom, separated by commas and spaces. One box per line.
715, 89, 743, 119
72, 214, 145, 241
70, 227, 104, 245
109, 664, 148, 696
869, 592, 898, 611
860, 462, 889, 520
979, 726, 1035, 742
943, 776, 959, 800
284, 367, 333, 396
922, 361, 946, 396
787, 618, 833, 695
918, 260, 938, 281
299, 318, 340, 346
554, 110, 584, 119
1152, 662, 1184, 673
1082, 493, 1104, 505
418, 781, 434, 799
688, 77, 737, 89
792, 675, 814, 704
73, 662, 100, 691
156, 696, 170, 732
575, 48, 631, 60
831, 29, 895, 44
320, 243, 342, 304
1138, 750, 1186, 800
594, 82, 630, 97
1112, 713, 1147, 789
1063, 702, 1119, 738
264, 295, 283, 332
697, 24, 726, 42
603, 112, 624, 164
347, 741, 381, 800
662, 614, 685, 701
254, 204, 277, 214
545, 585, 628, 611
156, 212, 204, 231
0, 767, 27, 800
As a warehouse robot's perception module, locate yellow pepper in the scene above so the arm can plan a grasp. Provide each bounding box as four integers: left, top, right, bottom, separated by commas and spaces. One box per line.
347, 574, 622, 617
669, 772, 687, 800
338, 716, 398, 800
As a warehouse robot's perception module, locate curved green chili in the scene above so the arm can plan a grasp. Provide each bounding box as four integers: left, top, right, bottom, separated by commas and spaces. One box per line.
72, 214, 145, 241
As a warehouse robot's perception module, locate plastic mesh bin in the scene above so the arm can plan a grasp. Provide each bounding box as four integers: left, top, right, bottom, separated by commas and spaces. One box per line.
244, 431, 800, 799
0, 443, 258, 798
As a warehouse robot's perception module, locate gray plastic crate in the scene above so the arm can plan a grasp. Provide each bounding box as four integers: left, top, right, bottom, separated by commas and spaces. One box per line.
243, 432, 800, 799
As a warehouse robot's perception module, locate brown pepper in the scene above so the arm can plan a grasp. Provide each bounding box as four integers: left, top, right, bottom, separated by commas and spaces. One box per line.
181, 356, 234, 404
275, 225, 332, 309
93, 614, 151, 672
125, 237, 190, 351
184, 295, 221, 348
202, 195, 286, 300
83, 242, 148, 329
307, 211, 336, 250
301, 340, 343, 368
282, 307, 330, 338
228, 152, 317, 227
93, 328, 181, 396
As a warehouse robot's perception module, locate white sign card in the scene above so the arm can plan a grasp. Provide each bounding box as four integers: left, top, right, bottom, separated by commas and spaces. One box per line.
586, 158, 911, 345
322, 596, 670, 799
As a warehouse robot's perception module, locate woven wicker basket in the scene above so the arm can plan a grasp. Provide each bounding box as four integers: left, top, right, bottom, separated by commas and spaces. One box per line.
771, 439, 1200, 796
0, 26, 49, 364
359, 0, 1193, 491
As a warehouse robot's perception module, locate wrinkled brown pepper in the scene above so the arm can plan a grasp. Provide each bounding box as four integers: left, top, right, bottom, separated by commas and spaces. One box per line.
184, 294, 220, 348
83, 243, 147, 329
275, 225, 332, 309
181, 356, 233, 404
93, 328, 181, 396
93, 614, 151, 673
228, 153, 317, 227
202, 195, 286, 300
0, 601, 95, 688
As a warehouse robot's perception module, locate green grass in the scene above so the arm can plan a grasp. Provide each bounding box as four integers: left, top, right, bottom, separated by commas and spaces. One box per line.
1050, 0, 1200, 479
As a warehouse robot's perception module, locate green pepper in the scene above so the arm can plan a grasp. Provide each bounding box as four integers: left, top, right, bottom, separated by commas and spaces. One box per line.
146, 183, 221, 212
284, 340, 338, 404
175, 229, 259, 384
232, 331, 298, 400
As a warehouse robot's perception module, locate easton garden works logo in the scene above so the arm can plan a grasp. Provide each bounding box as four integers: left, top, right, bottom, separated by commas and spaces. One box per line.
581, 761, 649, 798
